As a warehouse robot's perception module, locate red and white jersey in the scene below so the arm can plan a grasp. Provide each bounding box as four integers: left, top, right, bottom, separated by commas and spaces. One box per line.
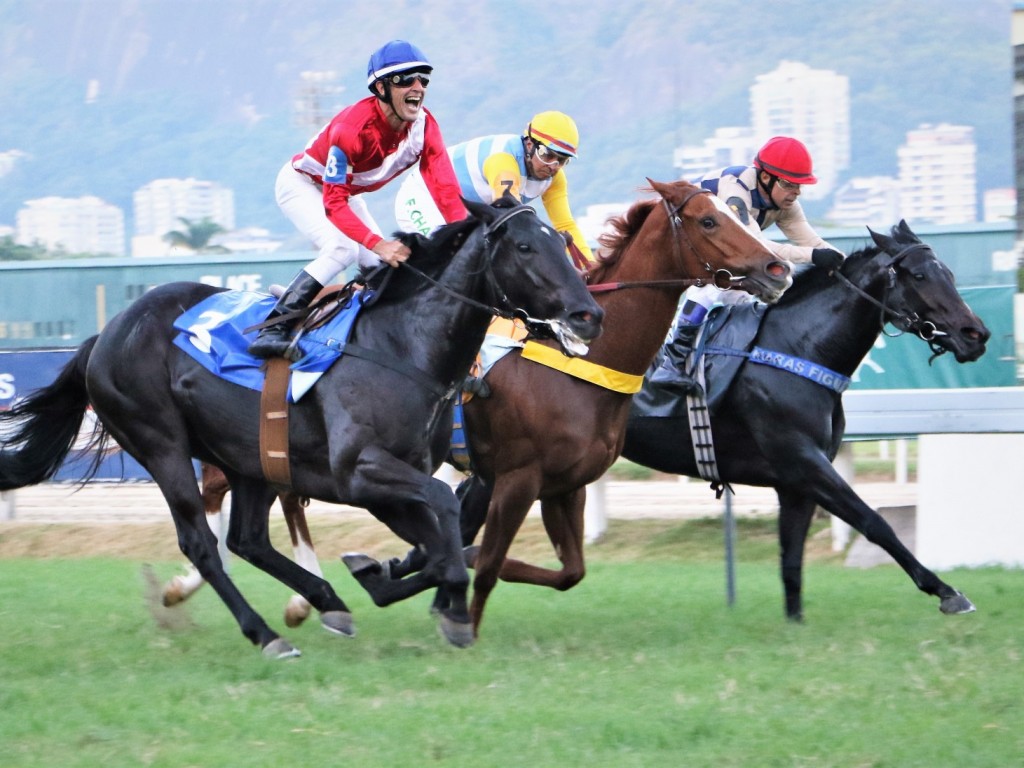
291, 96, 466, 250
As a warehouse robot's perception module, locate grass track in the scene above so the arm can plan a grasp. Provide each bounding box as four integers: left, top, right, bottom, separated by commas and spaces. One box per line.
1, 548, 1021, 767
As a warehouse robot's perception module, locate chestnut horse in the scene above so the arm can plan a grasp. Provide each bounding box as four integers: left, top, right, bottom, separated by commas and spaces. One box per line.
347, 179, 792, 634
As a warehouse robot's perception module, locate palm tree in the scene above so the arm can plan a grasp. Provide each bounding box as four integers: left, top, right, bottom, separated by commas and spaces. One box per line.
162, 217, 231, 253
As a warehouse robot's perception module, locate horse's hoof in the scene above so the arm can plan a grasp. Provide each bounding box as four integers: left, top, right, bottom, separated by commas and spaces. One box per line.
438, 615, 475, 649
940, 591, 976, 615
341, 552, 383, 577
284, 595, 313, 628
321, 610, 356, 638
262, 637, 301, 660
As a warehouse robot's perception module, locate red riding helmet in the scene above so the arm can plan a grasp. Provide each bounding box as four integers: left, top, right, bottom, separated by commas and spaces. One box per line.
754, 137, 818, 185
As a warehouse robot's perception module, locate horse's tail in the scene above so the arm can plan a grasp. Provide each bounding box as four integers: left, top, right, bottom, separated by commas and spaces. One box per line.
0, 336, 104, 490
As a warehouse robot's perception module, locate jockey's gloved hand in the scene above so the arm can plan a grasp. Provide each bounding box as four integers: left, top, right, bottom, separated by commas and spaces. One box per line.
811, 247, 844, 271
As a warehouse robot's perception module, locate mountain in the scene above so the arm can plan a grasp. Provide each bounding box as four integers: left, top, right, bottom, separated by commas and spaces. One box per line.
0, 0, 1013, 240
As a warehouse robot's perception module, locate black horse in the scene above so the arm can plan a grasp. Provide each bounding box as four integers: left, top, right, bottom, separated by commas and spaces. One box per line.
620, 220, 989, 620
0, 198, 603, 657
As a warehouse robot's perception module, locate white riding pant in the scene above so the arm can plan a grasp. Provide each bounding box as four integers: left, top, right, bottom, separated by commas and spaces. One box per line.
677, 283, 752, 325
275, 162, 384, 285
394, 167, 445, 236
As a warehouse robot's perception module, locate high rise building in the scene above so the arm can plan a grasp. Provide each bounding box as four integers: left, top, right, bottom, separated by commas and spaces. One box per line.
132, 178, 235, 256
673, 127, 758, 180
897, 124, 977, 225
826, 176, 902, 228
293, 71, 345, 134
749, 61, 851, 200
16, 195, 125, 256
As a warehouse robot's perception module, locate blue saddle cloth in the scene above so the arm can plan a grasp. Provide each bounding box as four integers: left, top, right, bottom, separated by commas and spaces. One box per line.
172, 289, 368, 402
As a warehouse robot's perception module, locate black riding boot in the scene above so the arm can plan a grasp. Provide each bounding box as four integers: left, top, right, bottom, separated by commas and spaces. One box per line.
247, 271, 324, 360
648, 298, 707, 395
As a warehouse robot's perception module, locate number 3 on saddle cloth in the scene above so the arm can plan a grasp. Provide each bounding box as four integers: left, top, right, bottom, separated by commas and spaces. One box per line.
172, 288, 370, 402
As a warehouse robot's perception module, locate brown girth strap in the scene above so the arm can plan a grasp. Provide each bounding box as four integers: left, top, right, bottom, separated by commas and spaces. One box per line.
259, 357, 292, 487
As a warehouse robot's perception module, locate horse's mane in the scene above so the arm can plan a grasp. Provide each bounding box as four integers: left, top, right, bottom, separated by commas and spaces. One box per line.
772, 224, 910, 308
585, 198, 658, 285
357, 215, 481, 303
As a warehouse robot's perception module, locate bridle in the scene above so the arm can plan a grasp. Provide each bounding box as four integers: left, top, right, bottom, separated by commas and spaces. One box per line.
833, 242, 950, 359
586, 187, 747, 294
397, 204, 567, 335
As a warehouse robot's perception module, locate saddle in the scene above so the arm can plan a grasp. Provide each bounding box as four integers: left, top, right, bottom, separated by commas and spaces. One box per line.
631, 301, 767, 420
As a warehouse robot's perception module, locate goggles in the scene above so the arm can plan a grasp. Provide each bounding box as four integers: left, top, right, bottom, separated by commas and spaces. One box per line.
534, 143, 572, 167
389, 71, 430, 88
775, 177, 802, 191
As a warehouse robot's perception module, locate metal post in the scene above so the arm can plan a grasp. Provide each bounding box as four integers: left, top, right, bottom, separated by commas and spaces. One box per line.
0, 490, 15, 521
723, 487, 736, 607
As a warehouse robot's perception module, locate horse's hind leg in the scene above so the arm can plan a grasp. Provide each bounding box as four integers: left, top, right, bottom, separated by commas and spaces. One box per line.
280, 492, 324, 628
492, 488, 587, 591
776, 489, 818, 622
152, 459, 293, 655
224, 479, 354, 638
163, 463, 232, 606
468, 472, 541, 635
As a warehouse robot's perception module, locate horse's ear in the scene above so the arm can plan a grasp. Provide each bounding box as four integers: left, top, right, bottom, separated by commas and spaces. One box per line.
868, 226, 894, 253
895, 219, 918, 242
646, 178, 669, 199
462, 197, 495, 224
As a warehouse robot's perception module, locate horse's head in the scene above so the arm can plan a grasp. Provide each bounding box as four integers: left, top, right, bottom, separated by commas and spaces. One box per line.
648, 178, 792, 303
858, 220, 989, 363
463, 195, 603, 354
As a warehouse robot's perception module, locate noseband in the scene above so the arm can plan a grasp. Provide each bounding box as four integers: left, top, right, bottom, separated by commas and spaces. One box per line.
834, 242, 950, 359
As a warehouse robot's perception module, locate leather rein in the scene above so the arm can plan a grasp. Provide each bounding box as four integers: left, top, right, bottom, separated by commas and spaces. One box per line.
585, 187, 748, 294
397, 204, 562, 336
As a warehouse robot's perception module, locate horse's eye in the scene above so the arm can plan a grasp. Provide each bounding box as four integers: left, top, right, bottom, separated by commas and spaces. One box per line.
700, 216, 716, 230
517, 243, 532, 253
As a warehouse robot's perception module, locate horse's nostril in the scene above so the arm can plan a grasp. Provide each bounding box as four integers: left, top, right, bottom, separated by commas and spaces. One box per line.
767, 261, 789, 278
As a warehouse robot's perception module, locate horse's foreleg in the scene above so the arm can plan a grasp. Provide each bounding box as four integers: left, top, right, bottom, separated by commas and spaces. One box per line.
804, 459, 975, 615
344, 462, 472, 647
494, 489, 587, 591
775, 489, 818, 622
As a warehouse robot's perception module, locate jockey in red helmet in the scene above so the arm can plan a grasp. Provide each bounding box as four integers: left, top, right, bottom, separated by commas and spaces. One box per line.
649, 135, 845, 395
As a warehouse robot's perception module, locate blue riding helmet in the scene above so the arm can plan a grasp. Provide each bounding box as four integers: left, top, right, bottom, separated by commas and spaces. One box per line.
366, 40, 432, 92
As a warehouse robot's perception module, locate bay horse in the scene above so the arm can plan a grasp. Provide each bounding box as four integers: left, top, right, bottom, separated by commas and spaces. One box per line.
344, 179, 793, 635
620, 220, 989, 620
0, 198, 603, 657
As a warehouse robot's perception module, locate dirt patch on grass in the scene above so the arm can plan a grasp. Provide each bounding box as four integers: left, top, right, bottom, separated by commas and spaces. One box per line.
0, 515, 840, 564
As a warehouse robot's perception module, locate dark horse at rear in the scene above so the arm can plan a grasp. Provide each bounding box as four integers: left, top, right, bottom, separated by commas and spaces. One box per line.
622, 221, 989, 620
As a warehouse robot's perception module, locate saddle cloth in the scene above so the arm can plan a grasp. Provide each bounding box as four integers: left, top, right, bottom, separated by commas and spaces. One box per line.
172, 289, 367, 402
631, 302, 765, 419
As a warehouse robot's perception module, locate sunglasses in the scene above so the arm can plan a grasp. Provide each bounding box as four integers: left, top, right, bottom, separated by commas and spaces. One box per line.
534, 143, 571, 167
775, 177, 802, 191
389, 71, 430, 88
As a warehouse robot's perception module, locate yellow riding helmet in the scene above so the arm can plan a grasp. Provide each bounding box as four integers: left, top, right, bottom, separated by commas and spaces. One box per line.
524, 111, 579, 158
